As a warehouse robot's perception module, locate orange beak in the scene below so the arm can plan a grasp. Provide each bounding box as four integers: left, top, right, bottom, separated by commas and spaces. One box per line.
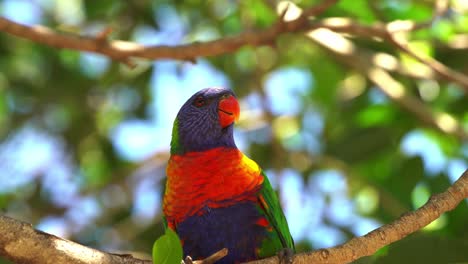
218, 95, 240, 128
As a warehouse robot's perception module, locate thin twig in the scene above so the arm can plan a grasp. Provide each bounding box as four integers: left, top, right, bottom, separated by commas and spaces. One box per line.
386, 34, 468, 92
193, 248, 229, 264
305, 0, 468, 93
305, 17, 468, 93
306, 27, 468, 141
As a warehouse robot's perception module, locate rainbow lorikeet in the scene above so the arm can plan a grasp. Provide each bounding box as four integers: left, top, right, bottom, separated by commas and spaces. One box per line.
163, 87, 294, 263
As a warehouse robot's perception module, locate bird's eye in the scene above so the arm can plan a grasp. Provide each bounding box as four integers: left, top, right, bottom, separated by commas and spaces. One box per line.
220, 93, 230, 100
193, 96, 206, 107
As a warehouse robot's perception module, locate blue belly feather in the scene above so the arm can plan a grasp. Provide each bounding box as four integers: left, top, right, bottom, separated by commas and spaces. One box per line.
176, 201, 267, 264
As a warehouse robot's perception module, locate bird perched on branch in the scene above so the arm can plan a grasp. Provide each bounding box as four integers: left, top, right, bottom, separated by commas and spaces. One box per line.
163, 87, 294, 264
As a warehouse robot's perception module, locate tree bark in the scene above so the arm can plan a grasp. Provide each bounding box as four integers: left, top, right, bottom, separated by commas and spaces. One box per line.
0, 215, 151, 264
1, 170, 467, 264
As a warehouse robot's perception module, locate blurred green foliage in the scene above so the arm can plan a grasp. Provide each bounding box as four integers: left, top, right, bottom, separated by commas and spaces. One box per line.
0, 0, 467, 264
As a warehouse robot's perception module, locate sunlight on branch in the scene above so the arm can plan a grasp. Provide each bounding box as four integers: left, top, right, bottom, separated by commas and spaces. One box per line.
54, 239, 107, 263
368, 68, 405, 98
435, 113, 458, 134
322, 18, 353, 28
277, 1, 302, 21
307, 29, 355, 55
372, 53, 399, 71
386, 20, 416, 33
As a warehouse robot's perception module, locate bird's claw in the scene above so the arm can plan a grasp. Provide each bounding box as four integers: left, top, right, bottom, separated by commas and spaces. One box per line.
278, 248, 294, 264
182, 255, 193, 264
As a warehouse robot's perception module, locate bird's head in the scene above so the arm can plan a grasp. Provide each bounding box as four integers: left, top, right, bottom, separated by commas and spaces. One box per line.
170, 87, 240, 154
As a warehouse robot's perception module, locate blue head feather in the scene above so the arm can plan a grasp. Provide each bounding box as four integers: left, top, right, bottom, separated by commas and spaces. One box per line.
170, 87, 237, 154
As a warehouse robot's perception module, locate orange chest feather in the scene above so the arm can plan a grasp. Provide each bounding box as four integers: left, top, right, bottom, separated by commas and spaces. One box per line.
163, 148, 264, 224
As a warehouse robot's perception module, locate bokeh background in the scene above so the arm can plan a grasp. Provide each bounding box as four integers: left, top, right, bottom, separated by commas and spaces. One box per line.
0, 0, 467, 263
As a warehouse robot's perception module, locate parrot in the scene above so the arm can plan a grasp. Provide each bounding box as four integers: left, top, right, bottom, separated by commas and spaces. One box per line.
162, 87, 294, 264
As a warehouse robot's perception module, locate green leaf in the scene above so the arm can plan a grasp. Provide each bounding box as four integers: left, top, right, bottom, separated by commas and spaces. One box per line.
336, 0, 376, 23
242, 0, 276, 28
431, 20, 456, 42
355, 105, 396, 127
380, 2, 432, 22
152, 229, 183, 264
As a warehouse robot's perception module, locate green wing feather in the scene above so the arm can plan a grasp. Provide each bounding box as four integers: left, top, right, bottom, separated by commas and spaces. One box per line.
162, 215, 168, 230
257, 170, 295, 255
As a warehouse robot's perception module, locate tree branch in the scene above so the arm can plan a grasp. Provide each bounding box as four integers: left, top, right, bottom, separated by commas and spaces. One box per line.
318, 0, 468, 93
309, 17, 468, 93
0, 0, 337, 63
386, 33, 468, 92
2, 0, 466, 93
0, 215, 227, 264
0, 214, 152, 264
1, 1, 466, 263
1, 170, 467, 264
306, 27, 468, 141
247, 169, 468, 264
